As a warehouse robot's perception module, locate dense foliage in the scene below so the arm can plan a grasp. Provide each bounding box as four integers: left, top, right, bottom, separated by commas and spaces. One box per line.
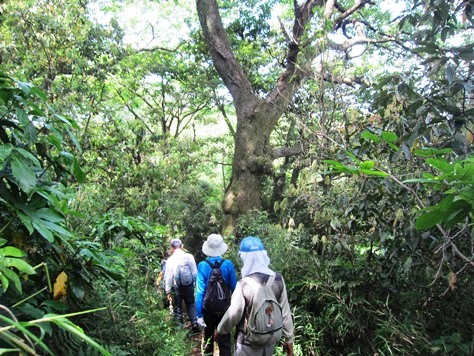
1, 0, 473, 355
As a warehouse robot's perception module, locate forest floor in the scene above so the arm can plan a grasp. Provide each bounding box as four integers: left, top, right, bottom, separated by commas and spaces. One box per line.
184, 321, 220, 355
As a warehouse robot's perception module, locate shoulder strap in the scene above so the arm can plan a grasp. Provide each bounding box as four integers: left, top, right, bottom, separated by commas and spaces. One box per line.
205, 259, 224, 268
244, 274, 281, 299
266, 274, 275, 287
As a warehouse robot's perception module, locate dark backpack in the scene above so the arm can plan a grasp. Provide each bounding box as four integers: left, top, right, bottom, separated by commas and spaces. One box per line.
174, 258, 194, 286
202, 259, 231, 316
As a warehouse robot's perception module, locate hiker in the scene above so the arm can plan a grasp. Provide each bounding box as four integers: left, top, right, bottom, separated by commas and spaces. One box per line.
164, 238, 199, 332
196, 234, 238, 355
215, 236, 294, 356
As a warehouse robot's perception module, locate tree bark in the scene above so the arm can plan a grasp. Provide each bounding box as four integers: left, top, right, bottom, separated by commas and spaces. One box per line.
196, 0, 372, 233
196, 0, 319, 234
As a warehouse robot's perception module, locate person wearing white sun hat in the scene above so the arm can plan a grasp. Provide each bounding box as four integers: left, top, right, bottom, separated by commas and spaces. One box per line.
196, 234, 237, 355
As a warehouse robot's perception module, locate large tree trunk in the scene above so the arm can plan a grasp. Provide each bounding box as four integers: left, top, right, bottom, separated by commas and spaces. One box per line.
195, 0, 386, 233
222, 106, 279, 233
196, 0, 317, 233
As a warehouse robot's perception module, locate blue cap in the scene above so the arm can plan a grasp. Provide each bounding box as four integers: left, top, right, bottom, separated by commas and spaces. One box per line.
239, 236, 264, 252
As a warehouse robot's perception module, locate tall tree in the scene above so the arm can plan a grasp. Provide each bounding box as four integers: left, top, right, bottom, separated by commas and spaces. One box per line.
196, 0, 397, 232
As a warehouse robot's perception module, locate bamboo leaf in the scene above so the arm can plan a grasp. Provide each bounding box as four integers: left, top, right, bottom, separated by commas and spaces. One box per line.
32, 222, 54, 242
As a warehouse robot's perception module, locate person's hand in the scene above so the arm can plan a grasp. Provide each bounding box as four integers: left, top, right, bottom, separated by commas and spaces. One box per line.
283, 342, 293, 356
166, 293, 172, 302
197, 317, 206, 328
213, 330, 219, 341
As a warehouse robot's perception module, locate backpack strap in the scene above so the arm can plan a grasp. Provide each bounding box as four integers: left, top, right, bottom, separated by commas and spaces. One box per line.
244, 273, 282, 300
266, 274, 275, 287
205, 259, 224, 268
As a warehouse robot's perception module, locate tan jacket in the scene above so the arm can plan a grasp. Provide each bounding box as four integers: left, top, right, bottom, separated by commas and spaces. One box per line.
217, 272, 294, 344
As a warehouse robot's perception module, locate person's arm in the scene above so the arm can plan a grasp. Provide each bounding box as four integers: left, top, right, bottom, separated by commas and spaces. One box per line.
217, 280, 245, 335
189, 253, 198, 282
164, 255, 174, 295
195, 261, 207, 318
279, 275, 294, 354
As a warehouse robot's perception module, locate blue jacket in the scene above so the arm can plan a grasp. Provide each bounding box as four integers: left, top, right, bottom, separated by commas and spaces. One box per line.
195, 256, 238, 318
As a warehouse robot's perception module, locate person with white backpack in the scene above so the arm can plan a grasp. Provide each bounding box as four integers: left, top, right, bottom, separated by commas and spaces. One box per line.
164, 238, 199, 333
215, 236, 294, 355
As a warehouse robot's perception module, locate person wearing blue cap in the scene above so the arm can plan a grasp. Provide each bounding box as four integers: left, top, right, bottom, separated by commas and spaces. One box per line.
215, 236, 294, 355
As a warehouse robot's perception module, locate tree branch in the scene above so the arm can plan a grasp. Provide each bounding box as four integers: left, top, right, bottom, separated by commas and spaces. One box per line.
196, 0, 256, 112
334, 0, 374, 29
271, 144, 306, 160
266, 0, 323, 110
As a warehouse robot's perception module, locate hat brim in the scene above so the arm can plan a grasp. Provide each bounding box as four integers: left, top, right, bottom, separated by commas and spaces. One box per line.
202, 241, 228, 257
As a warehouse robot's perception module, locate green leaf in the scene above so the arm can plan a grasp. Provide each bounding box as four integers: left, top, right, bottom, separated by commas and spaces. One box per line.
459, 187, 474, 206
41, 300, 69, 311
1, 266, 22, 292
32, 208, 64, 223
23, 123, 38, 144
0, 144, 13, 161
359, 161, 375, 170
381, 131, 398, 143
15, 80, 32, 94
416, 210, 445, 229
69, 277, 86, 300
16, 108, 29, 126
413, 148, 453, 156
0, 268, 10, 291
39, 220, 74, 238
17, 211, 34, 234
361, 130, 381, 143
30, 86, 47, 101
13, 147, 41, 166
47, 316, 111, 356
403, 257, 412, 273
323, 160, 352, 173
32, 222, 54, 242
426, 158, 453, 173
4, 258, 36, 275
47, 134, 62, 150
53, 113, 72, 126
10, 155, 36, 194
359, 169, 389, 177
73, 157, 86, 183
0, 246, 26, 258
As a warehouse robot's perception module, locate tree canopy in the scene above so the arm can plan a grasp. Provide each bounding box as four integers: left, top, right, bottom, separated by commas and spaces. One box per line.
1, 0, 473, 354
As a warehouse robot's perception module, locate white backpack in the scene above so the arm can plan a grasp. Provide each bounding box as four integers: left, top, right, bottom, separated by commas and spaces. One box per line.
244, 274, 284, 347
174, 256, 193, 286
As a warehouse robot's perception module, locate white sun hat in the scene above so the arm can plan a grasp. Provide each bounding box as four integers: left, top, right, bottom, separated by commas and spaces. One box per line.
202, 234, 228, 257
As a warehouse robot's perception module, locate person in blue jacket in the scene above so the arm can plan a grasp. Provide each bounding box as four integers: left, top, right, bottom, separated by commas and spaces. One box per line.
196, 234, 237, 355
